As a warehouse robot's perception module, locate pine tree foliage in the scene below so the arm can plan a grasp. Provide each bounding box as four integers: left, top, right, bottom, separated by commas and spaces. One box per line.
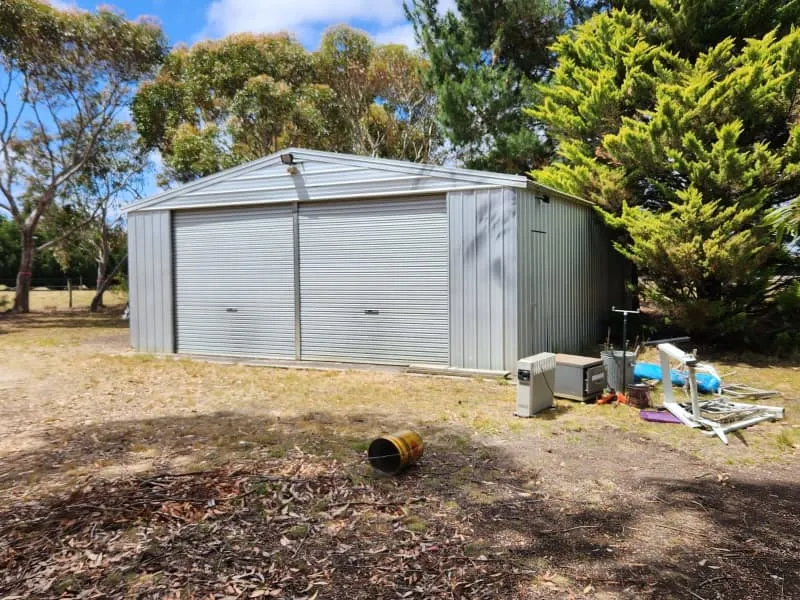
405, 0, 607, 173
532, 10, 800, 345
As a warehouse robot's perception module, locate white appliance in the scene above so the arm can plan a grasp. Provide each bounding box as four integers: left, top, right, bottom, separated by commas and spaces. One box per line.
515, 353, 557, 417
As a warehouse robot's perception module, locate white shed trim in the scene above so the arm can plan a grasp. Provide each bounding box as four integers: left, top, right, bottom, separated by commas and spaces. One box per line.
125, 148, 591, 213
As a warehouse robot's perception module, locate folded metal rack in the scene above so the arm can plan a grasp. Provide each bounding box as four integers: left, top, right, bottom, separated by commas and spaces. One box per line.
657, 343, 785, 444
718, 383, 781, 401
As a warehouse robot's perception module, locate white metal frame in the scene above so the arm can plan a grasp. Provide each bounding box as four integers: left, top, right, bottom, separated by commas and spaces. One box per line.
657, 343, 784, 444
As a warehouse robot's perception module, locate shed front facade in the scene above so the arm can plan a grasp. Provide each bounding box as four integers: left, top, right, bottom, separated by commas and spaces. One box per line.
127, 148, 626, 372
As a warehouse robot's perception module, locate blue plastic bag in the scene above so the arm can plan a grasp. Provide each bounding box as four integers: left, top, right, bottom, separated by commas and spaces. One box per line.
633, 362, 721, 394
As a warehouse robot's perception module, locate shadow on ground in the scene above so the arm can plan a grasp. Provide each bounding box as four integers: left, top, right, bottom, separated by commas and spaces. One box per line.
0, 309, 128, 332
0, 411, 797, 599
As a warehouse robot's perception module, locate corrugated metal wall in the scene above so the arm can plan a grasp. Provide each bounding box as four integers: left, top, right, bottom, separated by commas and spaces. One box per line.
517, 189, 625, 356
126, 189, 623, 366
173, 206, 296, 358
128, 210, 174, 353
448, 188, 518, 372
299, 197, 449, 365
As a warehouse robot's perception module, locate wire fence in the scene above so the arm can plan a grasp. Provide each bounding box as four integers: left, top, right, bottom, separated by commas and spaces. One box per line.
0, 279, 127, 310
0, 277, 104, 291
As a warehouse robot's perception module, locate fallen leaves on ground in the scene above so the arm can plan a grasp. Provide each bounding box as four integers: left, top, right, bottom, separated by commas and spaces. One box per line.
0, 450, 531, 599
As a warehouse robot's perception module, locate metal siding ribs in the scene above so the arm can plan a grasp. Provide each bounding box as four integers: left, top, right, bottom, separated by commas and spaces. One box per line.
173, 206, 296, 358
299, 197, 449, 365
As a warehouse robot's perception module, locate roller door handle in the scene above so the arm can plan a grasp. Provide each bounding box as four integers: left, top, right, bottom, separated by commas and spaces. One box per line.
364, 309, 380, 315
225, 307, 239, 313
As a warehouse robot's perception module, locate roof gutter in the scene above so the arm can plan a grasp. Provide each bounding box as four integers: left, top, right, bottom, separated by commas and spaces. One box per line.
526, 180, 596, 207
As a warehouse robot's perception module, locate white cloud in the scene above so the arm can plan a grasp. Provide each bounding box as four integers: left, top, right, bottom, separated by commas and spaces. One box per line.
201, 0, 459, 47
204, 0, 403, 38
45, 0, 77, 10
434, 0, 458, 15
373, 23, 418, 48
372, 0, 456, 47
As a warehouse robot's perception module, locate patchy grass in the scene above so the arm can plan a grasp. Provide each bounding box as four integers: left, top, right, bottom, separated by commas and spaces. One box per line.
0, 289, 126, 311
0, 313, 798, 598
0, 314, 797, 478
545, 347, 800, 462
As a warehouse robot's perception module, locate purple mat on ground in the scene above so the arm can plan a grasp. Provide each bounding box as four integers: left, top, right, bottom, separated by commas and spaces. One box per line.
640, 409, 681, 424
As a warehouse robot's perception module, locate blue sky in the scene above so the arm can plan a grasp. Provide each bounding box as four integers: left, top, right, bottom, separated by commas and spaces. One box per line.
4, 2, 455, 228
39, 0, 455, 199
50, 0, 449, 49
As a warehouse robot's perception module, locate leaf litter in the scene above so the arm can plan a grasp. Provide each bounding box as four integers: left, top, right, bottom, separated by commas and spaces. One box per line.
0, 449, 533, 599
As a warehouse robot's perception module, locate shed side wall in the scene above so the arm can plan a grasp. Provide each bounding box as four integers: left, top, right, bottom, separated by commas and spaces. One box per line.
517, 190, 624, 357
448, 188, 517, 372
128, 210, 174, 353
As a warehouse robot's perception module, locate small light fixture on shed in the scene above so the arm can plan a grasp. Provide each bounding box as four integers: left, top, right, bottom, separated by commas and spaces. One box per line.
280, 153, 295, 165
541, 194, 550, 204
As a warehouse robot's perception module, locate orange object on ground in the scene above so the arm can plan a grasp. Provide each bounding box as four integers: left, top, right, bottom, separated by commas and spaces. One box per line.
596, 391, 616, 405
597, 390, 627, 405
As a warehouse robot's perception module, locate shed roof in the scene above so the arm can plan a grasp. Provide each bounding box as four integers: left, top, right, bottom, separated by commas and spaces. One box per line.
126, 148, 590, 213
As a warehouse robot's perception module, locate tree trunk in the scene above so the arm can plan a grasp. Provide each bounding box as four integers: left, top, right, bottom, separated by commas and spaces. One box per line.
13, 226, 34, 313
89, 232, 110, 313
89, 263, 107, 312
90, 252, 126, 313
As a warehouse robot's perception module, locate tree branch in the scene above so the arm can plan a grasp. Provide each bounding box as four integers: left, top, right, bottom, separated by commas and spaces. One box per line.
30, 100, 58, 184
0, 70, 28, 143
54, 87, 126, 191
0, 181, 16, 218
95, 250, 127, 287
36, 201, 104, 252
0, 71, 16, 139
0, 76, 28, 217
46, 156, 143, 254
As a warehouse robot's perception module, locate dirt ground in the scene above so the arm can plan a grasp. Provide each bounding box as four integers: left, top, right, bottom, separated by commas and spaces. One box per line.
0, 310, 798, 599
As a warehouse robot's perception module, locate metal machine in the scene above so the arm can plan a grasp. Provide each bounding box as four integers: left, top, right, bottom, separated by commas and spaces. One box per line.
554, 354, 606, 402
516, 353, 557, 417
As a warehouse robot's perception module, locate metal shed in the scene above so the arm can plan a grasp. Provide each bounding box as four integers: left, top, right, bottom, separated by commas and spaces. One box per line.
126, 148, 626, 373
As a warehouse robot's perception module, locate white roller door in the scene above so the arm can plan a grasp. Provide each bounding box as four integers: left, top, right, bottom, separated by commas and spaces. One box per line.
299, 197, 449, 365
173, 206, 295, 358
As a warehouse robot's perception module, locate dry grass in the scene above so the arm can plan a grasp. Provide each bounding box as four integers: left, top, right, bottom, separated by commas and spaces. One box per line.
0, 289, 127, 312
0, 311, 798, 599
547, 348, 800, 465
0, 312, 797, 482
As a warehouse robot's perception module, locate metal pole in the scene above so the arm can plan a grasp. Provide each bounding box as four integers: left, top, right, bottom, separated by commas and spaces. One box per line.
68, 279, 72, 308
659, 345, 675, 405
612, 306, 640, 399
686, 360, 700, 418
622, 311, 627, 396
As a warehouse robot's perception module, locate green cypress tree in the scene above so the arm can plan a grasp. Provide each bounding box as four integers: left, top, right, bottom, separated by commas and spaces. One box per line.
532, 10, 800, 346
616, 0, 800, 58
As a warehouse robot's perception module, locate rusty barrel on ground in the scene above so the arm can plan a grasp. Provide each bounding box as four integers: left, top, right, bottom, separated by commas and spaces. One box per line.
367, 430, 424, 474
627, 383, 652, 409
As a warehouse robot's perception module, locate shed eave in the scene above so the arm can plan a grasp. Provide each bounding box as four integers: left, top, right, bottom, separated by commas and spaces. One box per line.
281, 148, 531, 188
525, 180, 596, 207
125, 148, 533, 214
123, 153, 282, 214
130, 185, 505, 212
